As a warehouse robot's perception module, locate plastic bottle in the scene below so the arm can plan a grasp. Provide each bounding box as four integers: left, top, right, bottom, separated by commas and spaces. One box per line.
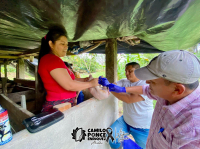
0, 105, 12, 145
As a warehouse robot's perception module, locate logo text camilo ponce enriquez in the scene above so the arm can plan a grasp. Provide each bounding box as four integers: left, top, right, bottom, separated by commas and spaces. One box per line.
72, 127, 114, 142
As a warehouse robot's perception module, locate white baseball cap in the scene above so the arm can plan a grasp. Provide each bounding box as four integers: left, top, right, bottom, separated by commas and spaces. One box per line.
135, 50, 200, 84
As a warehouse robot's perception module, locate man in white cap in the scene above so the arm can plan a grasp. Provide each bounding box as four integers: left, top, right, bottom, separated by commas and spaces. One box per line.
99, 50, 200, 148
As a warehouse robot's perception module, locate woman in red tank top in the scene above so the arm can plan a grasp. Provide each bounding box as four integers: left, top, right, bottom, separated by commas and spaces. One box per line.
38, 25, 98, 112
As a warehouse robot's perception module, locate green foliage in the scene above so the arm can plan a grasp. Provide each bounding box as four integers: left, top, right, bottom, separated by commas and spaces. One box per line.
25, 72, 35, 80
8, 65, 16, 72
1, 65, 15, 73
117, 53, 160, 80
1, 66, 4, 73
153, 100, 157, 109
81, 71, 105, 78
63, 53, 159, 80
194, 52, 200, 59
117, 56, 126, 80
63, 53, 103, 73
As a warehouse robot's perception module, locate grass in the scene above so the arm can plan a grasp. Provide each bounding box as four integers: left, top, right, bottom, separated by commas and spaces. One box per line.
25, 72, 35, 80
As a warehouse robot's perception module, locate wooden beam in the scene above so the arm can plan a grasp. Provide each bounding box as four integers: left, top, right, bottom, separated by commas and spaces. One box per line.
14, 78, 35, 88
19, 55, 37, 59
0, 50, 23, 54
0, 48, 38, 59
0, 56, 19, 59
105, 39, 117, 83
23, 53, 38, 57
0, 83, 15, 93
12, 85, 35, 92
0, 94, 34, 132
16, 48, 40, 56
0, 56, 30, 59
78, 41, 105, 55
7, 90, 35, 103
2, 77, 7, 95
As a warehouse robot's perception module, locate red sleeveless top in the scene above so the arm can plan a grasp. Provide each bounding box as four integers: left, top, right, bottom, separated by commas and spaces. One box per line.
38, 54, 76, 101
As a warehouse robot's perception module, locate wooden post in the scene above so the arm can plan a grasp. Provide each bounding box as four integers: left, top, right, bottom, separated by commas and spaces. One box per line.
2, 77, 7, 95
35, 66, 46, 112
16, 58, 25, 79
0, 64, 1, 78
4, 60, 7, 78
21, 95, 27, 109
16, 63, 19, 78
105, 39, 117, 83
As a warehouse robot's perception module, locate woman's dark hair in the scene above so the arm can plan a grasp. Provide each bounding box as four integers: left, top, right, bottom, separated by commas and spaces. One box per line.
64, 61, 73, 69
38, 25, 67, 63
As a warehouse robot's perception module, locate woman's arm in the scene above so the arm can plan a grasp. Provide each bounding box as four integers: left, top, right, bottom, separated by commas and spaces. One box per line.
75, 77, 89, 82
75, 78, 85, 82
50, 68, 98, 91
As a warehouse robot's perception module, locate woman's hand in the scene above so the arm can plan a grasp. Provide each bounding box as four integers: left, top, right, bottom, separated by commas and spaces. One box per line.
83, 75, 93, 82
84, 77, 89, 82
90, 78, 99, 87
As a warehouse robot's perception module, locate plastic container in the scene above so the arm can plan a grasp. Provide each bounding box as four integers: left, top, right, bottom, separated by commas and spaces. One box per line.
0, 105, 12, 145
